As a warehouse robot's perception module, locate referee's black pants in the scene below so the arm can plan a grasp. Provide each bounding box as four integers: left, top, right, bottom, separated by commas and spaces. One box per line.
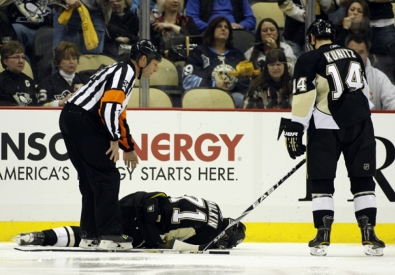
59, 104, 123, 238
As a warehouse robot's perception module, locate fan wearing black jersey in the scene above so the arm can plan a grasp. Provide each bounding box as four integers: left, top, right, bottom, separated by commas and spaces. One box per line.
283, 19, 385, 257
58, 40, 162, 251
13, 191, 246, 250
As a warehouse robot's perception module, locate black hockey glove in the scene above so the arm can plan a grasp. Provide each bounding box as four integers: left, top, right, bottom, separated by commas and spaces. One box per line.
284, 121, 306, 159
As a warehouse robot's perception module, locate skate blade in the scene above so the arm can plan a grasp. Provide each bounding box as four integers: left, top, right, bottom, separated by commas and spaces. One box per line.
97, 240, 133, 251
310, 245, 328, 256
364, 245, 384, 256
79, 239, 99, 249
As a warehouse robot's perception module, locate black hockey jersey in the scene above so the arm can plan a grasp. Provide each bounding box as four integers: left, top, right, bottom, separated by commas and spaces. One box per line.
182, 44, 248, 93
36, 72, 90, 106
8, 0, 52, 28
157, 195, 225, 247
291, 43, 371, 130
119, 192, 225, 249
0, 70, 36, 106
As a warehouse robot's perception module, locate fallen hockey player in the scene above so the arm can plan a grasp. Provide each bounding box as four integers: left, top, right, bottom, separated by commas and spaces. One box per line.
13, 191, 246, 251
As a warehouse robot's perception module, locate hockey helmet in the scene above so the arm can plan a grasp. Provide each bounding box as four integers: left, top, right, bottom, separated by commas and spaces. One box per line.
130, 39, 162, 64
306, 19, 336, 44
215, 218, 246, 249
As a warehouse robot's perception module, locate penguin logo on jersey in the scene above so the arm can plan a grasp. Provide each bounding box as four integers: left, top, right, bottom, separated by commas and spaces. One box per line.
54, 90, 72, 100
211, 64, 238, 91
14, 0, 51, 24
363, 163, 370, 170
13, 92, 33, 106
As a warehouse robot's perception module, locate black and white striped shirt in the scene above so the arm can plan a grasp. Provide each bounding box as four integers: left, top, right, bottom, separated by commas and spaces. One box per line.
68, 59, 137, 151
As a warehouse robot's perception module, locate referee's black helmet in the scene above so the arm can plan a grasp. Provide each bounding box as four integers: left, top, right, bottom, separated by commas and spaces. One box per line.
306, 19, 336, 44
130, 40, 162, 64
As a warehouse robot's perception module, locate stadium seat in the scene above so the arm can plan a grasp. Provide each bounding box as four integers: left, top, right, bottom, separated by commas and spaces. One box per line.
76, 54, 117, 75
233, 29, 256, 53
251, 2, 285, 29
128, 87, 173, 108
135, 57, 179, 87
181, 88, 235, 108
0, 59, 34, 79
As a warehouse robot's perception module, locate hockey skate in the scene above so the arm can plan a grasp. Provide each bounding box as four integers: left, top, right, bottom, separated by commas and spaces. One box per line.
308, 216, 333, 256
97, 235, 133, 251
12, 232, 45, 246
357, 216, 385, 256
79, 238, 100, 249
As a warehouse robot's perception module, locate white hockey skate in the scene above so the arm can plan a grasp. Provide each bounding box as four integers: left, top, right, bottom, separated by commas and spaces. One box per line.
12, 232, 45, 246
308, 216, 333, 256
79, 238, 100, 249
357, 216, 385, 256
97, 235, 133, 251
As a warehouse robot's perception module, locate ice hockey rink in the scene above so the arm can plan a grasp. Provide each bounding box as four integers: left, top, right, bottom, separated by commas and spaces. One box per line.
0, 242, 394, 275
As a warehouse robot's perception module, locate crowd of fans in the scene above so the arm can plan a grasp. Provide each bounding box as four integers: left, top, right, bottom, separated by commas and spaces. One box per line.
0, 0, 394, 109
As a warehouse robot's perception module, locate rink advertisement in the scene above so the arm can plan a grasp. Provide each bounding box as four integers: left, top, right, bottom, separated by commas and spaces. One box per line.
0, 109, 394, 243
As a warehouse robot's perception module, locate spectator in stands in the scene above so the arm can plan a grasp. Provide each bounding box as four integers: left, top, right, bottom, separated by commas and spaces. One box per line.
36, 41, 90, 107
0, 41, 36, 106
244, 48, 292, 109
366, 0, 395, 83
334, 0, 371, 47
278, 0, 341, 58
245, 18, 296, 75
151, 0, 200, 62
346, 33, 395, 110
0, 4, 16, 46
0, 0, 52, 61
130, 0, 156, 15
182, 16, 248, 108
185, 0, 256, 34
366, 0, 395, 56
52, 0, 113, 55
104, 0, 139, 59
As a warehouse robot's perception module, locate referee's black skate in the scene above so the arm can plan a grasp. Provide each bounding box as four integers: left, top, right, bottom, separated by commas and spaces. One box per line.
357, 216, 385, 256
308, 216, 333, 256
98, 235, 133, 250
12, 232, 45, 246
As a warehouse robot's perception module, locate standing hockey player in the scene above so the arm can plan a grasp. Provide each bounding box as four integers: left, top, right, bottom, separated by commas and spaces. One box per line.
58, 40, 161, 251
283, 19, 385, 256
13, 191, 246, 250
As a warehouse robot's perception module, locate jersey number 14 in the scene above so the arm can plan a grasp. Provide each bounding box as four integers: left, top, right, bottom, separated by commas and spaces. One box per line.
293, 62, 364, 99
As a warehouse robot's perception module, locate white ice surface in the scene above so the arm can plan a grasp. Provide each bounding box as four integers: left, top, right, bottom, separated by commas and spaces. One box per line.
0, 242, 394, 275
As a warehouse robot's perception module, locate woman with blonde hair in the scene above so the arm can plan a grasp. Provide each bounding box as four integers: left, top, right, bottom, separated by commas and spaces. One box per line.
105, 0, 139, 59
36, 41, 89, 107
151, 0, 200, 62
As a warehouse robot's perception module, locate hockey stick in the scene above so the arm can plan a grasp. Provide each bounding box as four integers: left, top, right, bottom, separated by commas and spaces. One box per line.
173, 158, 306, 252
14, 247, 229, 255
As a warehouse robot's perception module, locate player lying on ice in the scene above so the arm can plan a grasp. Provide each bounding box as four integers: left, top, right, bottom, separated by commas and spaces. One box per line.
13, 191, 246, 251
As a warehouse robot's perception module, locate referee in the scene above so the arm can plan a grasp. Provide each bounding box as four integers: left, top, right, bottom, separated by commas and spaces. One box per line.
59, 40, 162, 251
